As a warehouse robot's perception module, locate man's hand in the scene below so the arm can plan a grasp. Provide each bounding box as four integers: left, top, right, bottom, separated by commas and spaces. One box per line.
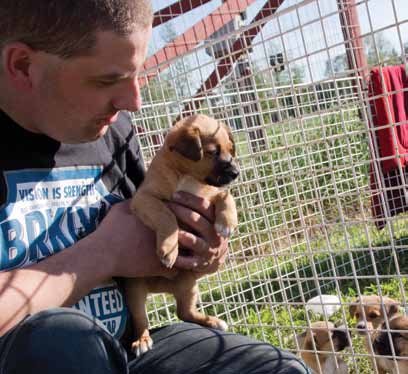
168, 191, 229, 274
93, 200, 178, 279
95, 193, 229, 279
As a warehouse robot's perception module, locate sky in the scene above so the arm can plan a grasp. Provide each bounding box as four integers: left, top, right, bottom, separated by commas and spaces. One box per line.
150, 0, 408, 52
148, 0, 408, 87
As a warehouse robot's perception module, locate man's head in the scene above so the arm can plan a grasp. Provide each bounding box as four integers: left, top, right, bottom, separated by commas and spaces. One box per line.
0, 0, 153, 143
0, 0, 152, 60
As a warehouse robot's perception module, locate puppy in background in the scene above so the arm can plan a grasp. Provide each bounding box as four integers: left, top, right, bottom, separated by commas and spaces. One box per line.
127, 114, 239, 356
373, 315, 408, 374
349, 295, 400, 373
296, 321, 350, 373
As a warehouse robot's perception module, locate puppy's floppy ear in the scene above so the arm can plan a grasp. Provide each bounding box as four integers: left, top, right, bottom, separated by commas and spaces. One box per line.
169, 126, 203, 161
221, 121, 236, 157
295, 331, 307, 348
383, 297, 400, 317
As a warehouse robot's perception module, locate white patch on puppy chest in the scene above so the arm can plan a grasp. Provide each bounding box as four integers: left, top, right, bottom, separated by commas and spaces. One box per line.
176, 175, 220, 200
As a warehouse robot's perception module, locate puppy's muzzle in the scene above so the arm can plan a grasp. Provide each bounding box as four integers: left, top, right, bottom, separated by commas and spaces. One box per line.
207, 159, 239, 187
219, 159, 239, 179
356, 322, 369, 335
216, 159, 239, 185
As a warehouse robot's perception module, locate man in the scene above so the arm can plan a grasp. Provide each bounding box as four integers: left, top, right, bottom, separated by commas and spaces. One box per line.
0, 1, 309, 373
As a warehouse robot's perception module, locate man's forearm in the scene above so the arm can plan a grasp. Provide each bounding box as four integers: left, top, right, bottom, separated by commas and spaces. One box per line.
0, 232, 112, 336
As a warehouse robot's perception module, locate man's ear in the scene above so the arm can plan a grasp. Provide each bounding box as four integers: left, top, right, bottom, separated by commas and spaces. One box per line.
2, 42, 35, 91
169, 126, 203, 161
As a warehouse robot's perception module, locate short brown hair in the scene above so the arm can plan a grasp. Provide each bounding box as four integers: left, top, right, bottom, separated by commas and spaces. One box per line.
0, 0, 153, 58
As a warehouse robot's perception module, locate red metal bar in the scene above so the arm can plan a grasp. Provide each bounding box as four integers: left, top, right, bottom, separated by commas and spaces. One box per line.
142, 0, 256, 85
337, 0, 368, 82
153, 0, 212, 27
183, 0, 284, 115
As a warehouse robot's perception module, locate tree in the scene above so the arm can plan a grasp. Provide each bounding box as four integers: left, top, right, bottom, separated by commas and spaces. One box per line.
324, 54, 348, 77
364, 32, 401, 66
160, 22, 194, 99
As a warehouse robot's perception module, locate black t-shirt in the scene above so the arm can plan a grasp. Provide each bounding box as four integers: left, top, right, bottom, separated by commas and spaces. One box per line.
0, 109, 145, 338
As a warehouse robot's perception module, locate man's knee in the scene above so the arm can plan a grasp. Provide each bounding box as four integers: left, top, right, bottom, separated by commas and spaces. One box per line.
0, 308, 127, 374
10, 308, 111, 344
132, 322, 310, 374
204, 339, 310, 373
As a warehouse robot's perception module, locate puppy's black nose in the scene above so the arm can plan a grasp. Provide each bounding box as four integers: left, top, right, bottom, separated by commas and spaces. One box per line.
356, 323, 366, 330
218, 159, 239, 180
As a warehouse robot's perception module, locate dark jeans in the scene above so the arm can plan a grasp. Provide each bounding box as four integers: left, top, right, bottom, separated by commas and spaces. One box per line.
0, 308, 310, 374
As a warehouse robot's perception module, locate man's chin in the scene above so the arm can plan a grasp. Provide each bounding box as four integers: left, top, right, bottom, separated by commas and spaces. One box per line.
64, 126, 109, 144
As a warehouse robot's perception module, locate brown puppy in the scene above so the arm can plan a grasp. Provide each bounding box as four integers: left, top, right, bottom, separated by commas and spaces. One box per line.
126, 114, 239, 356
349, 296, 400, 373
296, 321, 350, 373
373, 315, 408, 374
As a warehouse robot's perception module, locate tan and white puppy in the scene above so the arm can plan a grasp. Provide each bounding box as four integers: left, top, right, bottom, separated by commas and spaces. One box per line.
126, 114, 239, 356
373, 315, 408, 374
296, 321, 350, 374
349, 295, 400, 373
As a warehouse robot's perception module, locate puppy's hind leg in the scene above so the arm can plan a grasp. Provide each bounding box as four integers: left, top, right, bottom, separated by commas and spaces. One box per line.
125, 278, 153, 357
173, 272, 228, 331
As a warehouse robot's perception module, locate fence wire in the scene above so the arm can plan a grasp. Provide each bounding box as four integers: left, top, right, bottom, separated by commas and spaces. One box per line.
132, 1, 408, 372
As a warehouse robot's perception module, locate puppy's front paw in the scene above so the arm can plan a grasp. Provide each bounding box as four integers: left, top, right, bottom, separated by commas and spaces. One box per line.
157, 234, 179, 268
160, 249, 178, 268
131, 335, 153, 357
214, 208, 238, 238
214, 223, 235, 238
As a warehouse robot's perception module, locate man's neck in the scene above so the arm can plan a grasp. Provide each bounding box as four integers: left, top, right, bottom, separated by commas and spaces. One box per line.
0, 88, 40, 134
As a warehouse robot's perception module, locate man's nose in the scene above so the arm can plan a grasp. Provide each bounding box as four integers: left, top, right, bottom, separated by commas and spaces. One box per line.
112, 77, 142, 112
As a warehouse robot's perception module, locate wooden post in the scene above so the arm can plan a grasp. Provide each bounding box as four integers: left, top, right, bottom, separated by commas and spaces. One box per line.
337, 0, 369, 84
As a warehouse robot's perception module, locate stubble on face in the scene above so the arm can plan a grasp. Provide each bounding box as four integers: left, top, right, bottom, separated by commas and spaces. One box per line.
29, 26, 151, 144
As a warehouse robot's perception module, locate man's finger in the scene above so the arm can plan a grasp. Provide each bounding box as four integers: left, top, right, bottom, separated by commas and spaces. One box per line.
178, 230, 216, 259
174, 254, 208, 270
168, 202, 220, 246
171, 191, 215, 222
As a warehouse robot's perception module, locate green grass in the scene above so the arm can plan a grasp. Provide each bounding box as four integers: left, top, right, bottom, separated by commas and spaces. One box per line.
142, 98, 407, 373
232, 278, 408, 374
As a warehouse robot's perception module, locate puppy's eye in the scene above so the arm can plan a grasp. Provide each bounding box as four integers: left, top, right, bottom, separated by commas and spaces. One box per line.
369, 312, 379, 319
205, 146, 220, 157
355, 313, 360, 319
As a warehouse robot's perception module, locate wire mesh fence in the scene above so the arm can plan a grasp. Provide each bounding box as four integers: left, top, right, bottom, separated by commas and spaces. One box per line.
132, 0, 408, 372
